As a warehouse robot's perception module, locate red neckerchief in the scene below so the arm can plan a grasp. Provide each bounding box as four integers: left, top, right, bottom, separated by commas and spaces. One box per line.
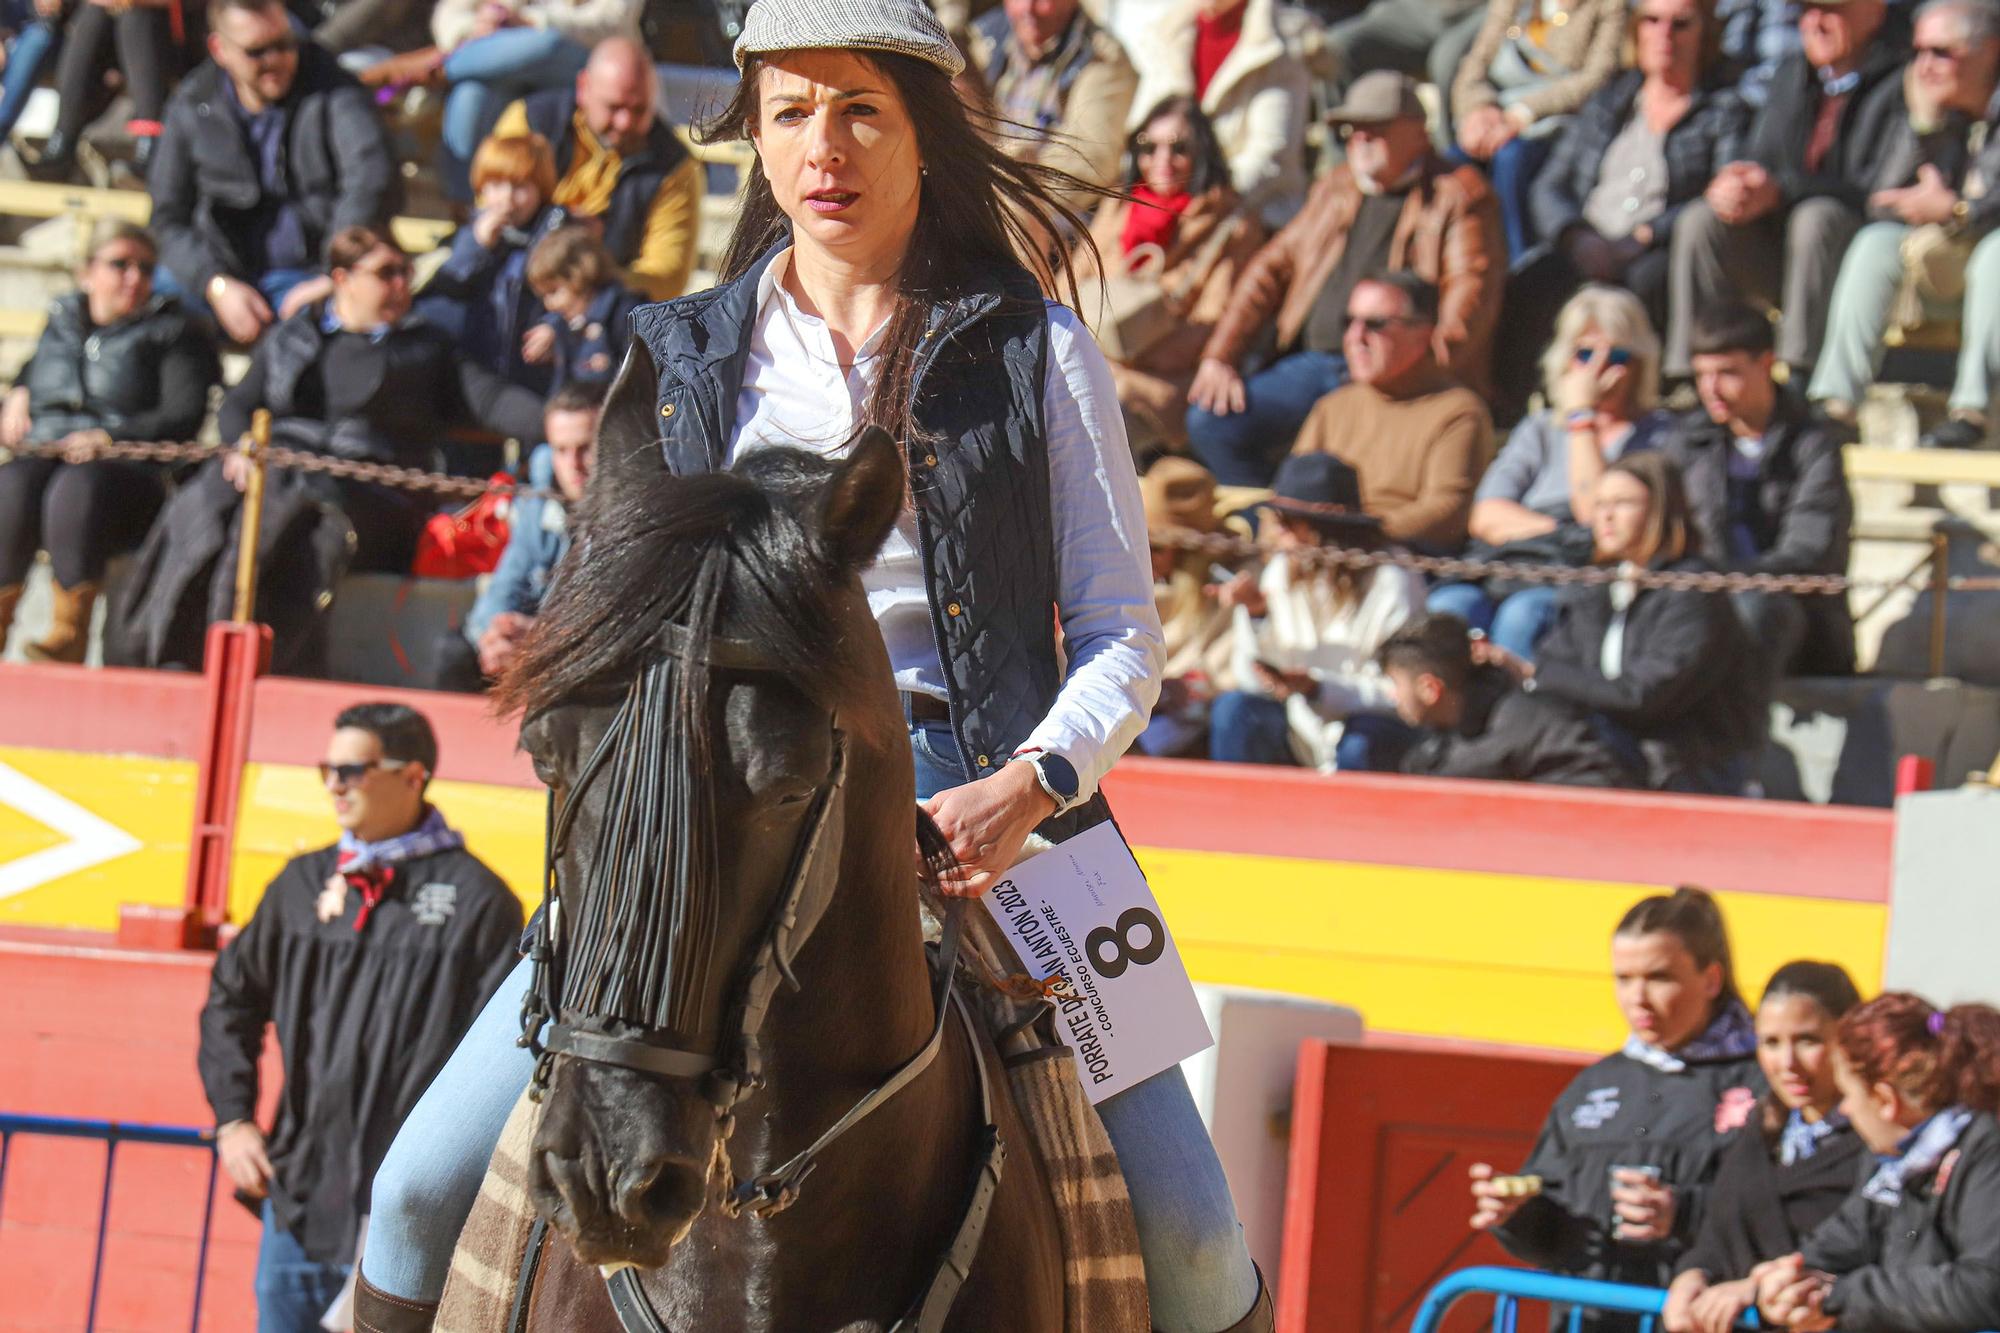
1121, 185, 1195, 261
333, 850, 396, 933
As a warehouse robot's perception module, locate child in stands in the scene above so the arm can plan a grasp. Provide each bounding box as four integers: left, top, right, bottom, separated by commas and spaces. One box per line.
521, 223, 644, 394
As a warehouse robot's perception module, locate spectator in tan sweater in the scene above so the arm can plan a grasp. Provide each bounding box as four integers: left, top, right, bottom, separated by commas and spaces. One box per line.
1289, 272, 1494, 552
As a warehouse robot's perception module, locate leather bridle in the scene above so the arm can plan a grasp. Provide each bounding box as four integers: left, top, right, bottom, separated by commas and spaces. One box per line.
514, 620, 1005, 1333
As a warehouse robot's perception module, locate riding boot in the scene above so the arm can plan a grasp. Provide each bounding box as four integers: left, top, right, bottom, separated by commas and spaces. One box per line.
24, 580, 97, 664
0, 583, 22, 649
351, 1275, 440, 1333
1212, 1266, 1274, 1333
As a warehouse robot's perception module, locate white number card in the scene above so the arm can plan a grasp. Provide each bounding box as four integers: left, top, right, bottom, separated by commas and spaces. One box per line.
981, 820, 1213, 1103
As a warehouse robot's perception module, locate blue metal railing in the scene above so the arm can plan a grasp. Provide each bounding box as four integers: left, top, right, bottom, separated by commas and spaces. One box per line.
1411, 1266, 1760, 1333
0, 1112, 220, 1333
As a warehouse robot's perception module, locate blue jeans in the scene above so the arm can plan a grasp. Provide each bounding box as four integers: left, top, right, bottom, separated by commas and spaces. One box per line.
155, 265, 319, 330
1185, 348, 1347, 486
0, 20, 57, 140
255, 1202, 351, 1333
1449, 134, 1555, 262
1426, 582, 1561, 661
1208, 691, 1295, 766
1333, 713, 1420, 772
440, 29, 590, 197
366, 722, 1260, 1331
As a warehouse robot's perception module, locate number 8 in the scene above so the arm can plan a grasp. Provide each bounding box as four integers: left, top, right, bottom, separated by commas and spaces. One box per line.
1086, 907, 1165, 979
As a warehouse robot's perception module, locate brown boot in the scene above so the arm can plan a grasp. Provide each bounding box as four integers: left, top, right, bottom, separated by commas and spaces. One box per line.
1216, 1266, 1274, 1333
23, 580, 97, 664
352, 1275, 440, 1333
0, 584, 21, 650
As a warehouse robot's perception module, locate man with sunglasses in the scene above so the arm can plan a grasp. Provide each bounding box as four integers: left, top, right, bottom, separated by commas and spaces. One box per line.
199, 702, 521, 1333
149, 0, 400, 345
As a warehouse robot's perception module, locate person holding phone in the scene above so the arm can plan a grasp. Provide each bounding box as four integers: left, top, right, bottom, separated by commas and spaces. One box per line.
1469, 887, 1763, 1331
1428, 285, 1668, 660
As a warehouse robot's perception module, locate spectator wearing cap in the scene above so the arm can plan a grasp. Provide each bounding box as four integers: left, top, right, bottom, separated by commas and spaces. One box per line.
1476, 452, 1767, 793
1210, 453, 1426, 771
1075, 95, 1266, 459
1138, 455, 1244, 756
1287, 272, 1496, 553
1449, 0, 1630, 260
1379, 613, 1642, 785
1664, 302, 1854, 680
1429, 284, 1669, 660
1664, 0, 1906, 379
150, 0, 402, 347
1187, 72, 1502, 486
435, 384, 599, 692
1511, 0, 1748, 359
1810, 0, 2000, 448
199, 703, 521, 1333
967, 0, 1138, 220
1123, 0, 1312, 229
484, 36, 702, 302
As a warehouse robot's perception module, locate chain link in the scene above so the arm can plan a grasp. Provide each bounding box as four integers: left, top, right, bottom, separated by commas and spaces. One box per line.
7, 434, 1995, 596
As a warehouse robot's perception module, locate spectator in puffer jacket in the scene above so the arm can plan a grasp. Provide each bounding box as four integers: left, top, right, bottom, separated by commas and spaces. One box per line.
1471, 887, 1766, 1332
521, 223, 645, 394
1755, 992, 2000, 1333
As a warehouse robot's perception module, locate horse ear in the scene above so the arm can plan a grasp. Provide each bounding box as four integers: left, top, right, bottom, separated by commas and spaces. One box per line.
818, 426, 904, 571
589, 344, 667, 489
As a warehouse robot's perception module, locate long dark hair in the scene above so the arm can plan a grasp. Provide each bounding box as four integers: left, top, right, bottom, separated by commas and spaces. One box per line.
1756, 960, 1863, 1139
1600, 452, 1699, 567
1123, 94, 1229, 196
1615, 885, 1743, 1014
697, 50, 1099, 449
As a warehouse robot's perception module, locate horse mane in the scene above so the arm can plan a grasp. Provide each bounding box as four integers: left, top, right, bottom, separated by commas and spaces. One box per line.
493, 448, 860, 722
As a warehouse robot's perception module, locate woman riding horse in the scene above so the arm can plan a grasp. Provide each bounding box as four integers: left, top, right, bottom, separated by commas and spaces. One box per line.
353, 0, 1272, 1329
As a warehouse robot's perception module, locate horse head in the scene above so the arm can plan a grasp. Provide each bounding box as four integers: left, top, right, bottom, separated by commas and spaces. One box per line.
500, 350, 920, 1270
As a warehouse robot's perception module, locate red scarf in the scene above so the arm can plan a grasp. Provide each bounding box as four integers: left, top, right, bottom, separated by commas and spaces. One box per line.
1194, 3, 1245, 99
333, 853, 396, 933
1120, 186, 1195, 263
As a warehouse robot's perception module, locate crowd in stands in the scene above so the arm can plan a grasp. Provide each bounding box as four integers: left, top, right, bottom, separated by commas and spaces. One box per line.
0, 0, 1992, 798
1472, 885, 2000, 1333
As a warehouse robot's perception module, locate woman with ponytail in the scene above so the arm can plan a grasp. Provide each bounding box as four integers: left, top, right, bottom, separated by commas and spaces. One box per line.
1755, 994, 2000, 1333
1468, 886, 1763, 1329
1663, 961, 1866, 1333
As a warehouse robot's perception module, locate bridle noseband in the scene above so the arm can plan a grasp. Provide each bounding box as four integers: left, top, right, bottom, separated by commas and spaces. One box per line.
515, 619, 1004, 1333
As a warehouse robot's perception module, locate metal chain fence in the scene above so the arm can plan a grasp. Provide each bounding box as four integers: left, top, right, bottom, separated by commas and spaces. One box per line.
7, 434, 1999, 595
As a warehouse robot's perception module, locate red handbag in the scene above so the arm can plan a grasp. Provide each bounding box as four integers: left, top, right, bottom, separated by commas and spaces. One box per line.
411, 475, 513, 579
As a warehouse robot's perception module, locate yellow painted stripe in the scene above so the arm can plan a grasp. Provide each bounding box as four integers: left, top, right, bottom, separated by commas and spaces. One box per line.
0, 748, 1889, 1053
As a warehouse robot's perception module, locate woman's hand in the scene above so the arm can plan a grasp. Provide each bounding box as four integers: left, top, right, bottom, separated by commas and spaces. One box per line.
1610, 1169, 1676, 1242
1557, 348, 1628, 416
1, 385, 30, 448
922, 760, 1058, 897
1689, 1277, 1758, 1333
1188, 357, 1247, 416
1467, 1162, 1531, 1231
1457, 105, 1513, 160
1662, 1270, 1708, 1333
1762, 1268, 1836, 1331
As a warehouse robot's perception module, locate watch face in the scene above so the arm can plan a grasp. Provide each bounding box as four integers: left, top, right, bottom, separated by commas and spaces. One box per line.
1039, 754, 1080, 802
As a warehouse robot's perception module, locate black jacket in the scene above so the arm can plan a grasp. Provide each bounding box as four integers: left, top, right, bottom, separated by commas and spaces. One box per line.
1662, 392, 1855, 675
150, 45, 401, 293
197, 841, 522, 1265
1530, 71, 1748, 252
1803, 1111, 2000, 1333
1398, 664, 1640, 788
1674, 1108, 1867, 1282
1495, 1047, 1765, 1303
218, 304, 545, 467
1534, 557, 1767, 791
544, 280, 645, 394
15, 291, 218, 445
1747, 41, 1909, 213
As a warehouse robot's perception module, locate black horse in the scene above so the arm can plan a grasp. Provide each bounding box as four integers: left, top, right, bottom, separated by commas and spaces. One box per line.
490, 356, 1065, 1330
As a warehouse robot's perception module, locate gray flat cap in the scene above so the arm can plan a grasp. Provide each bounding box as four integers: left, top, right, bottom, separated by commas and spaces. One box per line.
733, 0, 966, 77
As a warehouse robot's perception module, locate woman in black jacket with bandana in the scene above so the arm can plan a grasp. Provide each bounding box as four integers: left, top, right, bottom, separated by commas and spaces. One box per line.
1469, 887, 1764, 1329
1756, 993, 2000, 1333
1663, 961, 1866, 1333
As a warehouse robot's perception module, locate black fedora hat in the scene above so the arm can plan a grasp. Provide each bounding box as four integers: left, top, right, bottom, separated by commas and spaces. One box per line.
1265, 454, 1381, 533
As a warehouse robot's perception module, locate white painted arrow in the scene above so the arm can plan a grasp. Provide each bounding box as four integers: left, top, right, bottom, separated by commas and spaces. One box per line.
0, 757, 144, 902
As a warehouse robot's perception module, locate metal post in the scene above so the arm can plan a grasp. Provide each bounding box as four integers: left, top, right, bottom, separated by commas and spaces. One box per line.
188, 1150, 220, 1333
1928, 527, 1951, 678
233, 409, 271, 624
85, 1138, 118, 1332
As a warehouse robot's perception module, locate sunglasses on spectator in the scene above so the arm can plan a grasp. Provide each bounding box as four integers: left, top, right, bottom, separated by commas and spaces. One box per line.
318, 759, 413, 786
1134, 136, 1192, 158
229, 33, 298, 60
98, 255, 155, 276
1346, 314, 1415, 334
1574, 345, 1633, 366
1637, 12, 1697, 30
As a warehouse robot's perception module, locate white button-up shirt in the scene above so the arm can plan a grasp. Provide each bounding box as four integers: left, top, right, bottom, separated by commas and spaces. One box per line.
725, 250, 1165, 799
